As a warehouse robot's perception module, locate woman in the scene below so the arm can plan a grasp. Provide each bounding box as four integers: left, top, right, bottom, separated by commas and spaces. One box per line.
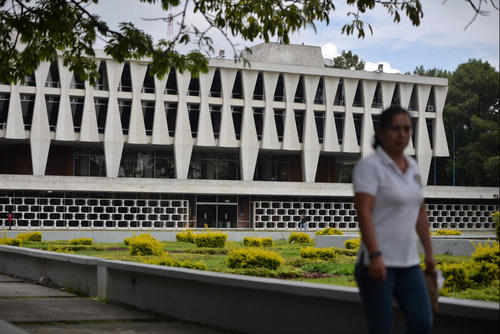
353, 106, 435, 334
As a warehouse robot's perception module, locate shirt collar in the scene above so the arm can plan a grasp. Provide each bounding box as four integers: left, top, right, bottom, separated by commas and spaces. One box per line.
376, 146, 412, 173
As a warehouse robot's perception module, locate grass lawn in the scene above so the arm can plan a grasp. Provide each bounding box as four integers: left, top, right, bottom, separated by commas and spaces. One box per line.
17, 238, 499, 303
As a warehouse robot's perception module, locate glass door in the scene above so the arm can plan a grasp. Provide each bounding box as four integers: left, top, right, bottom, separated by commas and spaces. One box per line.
217, 204, 237, 229
196, 204, 217, 228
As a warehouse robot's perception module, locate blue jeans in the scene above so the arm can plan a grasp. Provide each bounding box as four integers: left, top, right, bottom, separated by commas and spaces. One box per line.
299, 223, 307, 232
355, 263, 433, 334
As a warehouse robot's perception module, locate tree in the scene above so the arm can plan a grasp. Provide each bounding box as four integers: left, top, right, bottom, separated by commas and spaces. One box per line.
417, 59, 499, 186
411, 65, 451, 78
0, 0, 430, 85
330, 50, 365, 70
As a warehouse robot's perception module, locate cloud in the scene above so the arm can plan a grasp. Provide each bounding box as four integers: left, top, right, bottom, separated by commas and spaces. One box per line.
321, 42, 340, 59
364, 61, 401, 74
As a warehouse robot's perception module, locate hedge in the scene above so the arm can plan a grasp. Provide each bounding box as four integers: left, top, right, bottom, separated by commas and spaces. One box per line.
69, 238, 93, 245
128, 234, 164, 256
16, 232, 42, 242
193, 232, 227, 248
300, 246, 337, 260
176, 229, 195, 243
288, 232, 311, 244
243, 237, 274, 247
434, 229, 462, 236
315, 228, 343, 235
147, 255, 207, 271
0, 237, 21, 246
344, 238, 360, 250
227, 248, 284, 270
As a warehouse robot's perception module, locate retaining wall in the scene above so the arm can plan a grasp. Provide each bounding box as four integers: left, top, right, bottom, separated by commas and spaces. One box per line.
0, 245, 498, 333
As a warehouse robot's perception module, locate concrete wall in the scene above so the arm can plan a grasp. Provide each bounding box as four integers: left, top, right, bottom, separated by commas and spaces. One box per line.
316, 235, 498, 256
0, 245, 498, 333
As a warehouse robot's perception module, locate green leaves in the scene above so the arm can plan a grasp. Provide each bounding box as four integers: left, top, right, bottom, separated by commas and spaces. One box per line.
330, 50, 365, 70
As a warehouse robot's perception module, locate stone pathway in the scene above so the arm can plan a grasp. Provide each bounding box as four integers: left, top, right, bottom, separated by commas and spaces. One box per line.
0, 273, 231, 334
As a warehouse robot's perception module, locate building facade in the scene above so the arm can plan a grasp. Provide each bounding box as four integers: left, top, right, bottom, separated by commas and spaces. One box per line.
0, 43, 497, 231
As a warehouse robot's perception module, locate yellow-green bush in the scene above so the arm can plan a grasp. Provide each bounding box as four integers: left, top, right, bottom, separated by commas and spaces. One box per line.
434, 229, 462, 236
128, 234, 164, 256
288, 232, 311, 244
124, 237, 131, 246
16, 232, 42, 242
147, 254, 207, 270
471, 241, 499, 264
316, 227, 343, 235
344, 238, 360, 250
176, 229, 195, 243
243, 237, 274, 247
0, 237, 21, 246
48, 244, 90, 252
469, 262, 498, 287
227, 248, 284, 270
440, 259, 499, 292
69, 238, 93, 245
493, 211, 499, 240
193, 232, 227, 248
440, 262, 470, 291
300, 246, 337, 260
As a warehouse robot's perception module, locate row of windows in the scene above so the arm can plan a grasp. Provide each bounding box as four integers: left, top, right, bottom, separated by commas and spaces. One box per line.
0, 94, 435, 148
1, 60, 438, 111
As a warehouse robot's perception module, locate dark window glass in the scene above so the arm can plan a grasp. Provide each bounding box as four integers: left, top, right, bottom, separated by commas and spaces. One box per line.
188, 75, 200, 96
95, 62, 108, 90
411, 117, 417, 144
188, 151, 239, 180
70, 96, 84, 132
118, 63, 132, 92
294, 110, 304, 142
165, 102, 177, 137
334, 79, 344, 106
20, 94, 35, 130
253, 108, 264, 141
232, 70, 243, 99
118, 99, 132, 134
314, 78, 325, 104
372, 82, 383, 108
426, 87, 436, 112
165, 67, 177, 95
94, 98, 108, 133
142, 65, 155, 93
210, 69, 222, 97
119, 147, 175, 178
274, 109, 284, 141
294, 76, 305, 103
70, 72, 85, 89
253, 72, 264, 100
353, 114, 363, 145
314, 111, 325, 144
188, 103, 200, 137
45, 95, 60, 131
409, 85, 418, 111
142, 100, 155, 135
23, 73, 36, 86
210, 105, 221, 139
74, 147, 106, 176
274, 74, 284, 101
45, 61, 60, 88
334, 112, 344, 144
391, 84, 400, 106
0, 93, 9, 130
426, 118, 434, 149
232, 106, 242, 140
353, 81, 363, 107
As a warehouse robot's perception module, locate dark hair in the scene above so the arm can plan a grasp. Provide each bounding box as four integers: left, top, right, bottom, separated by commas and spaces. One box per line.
372, 106, 410, 149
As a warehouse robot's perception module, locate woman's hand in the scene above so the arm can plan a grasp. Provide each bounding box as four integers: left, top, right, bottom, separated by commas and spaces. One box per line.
368, 255, 386, 281
424, 253, 436, 274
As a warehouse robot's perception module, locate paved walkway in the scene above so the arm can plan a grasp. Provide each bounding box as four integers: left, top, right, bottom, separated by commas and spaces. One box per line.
0, 273, 232, 334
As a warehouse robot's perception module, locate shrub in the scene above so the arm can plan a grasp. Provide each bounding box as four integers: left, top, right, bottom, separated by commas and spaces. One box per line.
434, 229, 462, 236
316, 228, 343, 235
176, 229, 195, 243
16, 232, 42, 242
344, 238, 360, 250
333, 247, 358, 256
288, 232, 311, 244
128, 234, 164, 256
440, 262, 470, 291
69, 238, 93, 245
300, 246, 337, 260
0, 237, 21, 246
124, 237, 131, 246
493, 212, 499, 240
227, 248, 284, 270
48, 244, 90, 252
148, 255, 207, 270
469, 262, 498, 287
193, 232, 227, 248
184, 247, 228, 255
471, 241, 499, 265
243, 237, 274, 248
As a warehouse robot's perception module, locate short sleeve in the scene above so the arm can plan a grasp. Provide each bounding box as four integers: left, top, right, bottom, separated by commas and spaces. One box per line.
352, 159, 379, 196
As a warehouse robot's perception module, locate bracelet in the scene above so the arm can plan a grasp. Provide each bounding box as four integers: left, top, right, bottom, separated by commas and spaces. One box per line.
369, 251, 382, 260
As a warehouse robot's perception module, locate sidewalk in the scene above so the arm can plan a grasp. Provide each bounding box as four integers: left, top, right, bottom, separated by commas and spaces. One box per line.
0, 273, 231, 334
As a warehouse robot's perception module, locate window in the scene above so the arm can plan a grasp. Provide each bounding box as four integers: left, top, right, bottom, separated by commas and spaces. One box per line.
119, 148, 175, 178
188, 76, 200, 96
294, 76, 305, 103
372, 82, 383, 108
118, 99, 132, 134
118, 63, 132, 92
409, 85, 418, 111
253, 108, 264, 141
274, 109, 285, 141
232, 106, 242, 140
314, 77, 325, 104
294, 110, 304, 142
45, 95, 60, 132
334, 112, 344, 144
353, 114, 363, 145
391, 84, 400, 106
334, 79, 345, 106
74, 147, 106, 177
210, 69, 222, 97
210, 105, 221, 139
142, 100, 155, 135
45, 61, 60, 88
253, 72, 264, 100
353, 81, 363, 107
0, 93, 9, 130
165, 102, 177, 137
314, 111, 325, 144
20, 94, 35, 130
94, 98, 108, 133
95, 62, 108, 90
274, 74, 284, 101
188, 103, 200, 137
188, 151, 239, 180
70, 97, 84, 132
232, 70, 243, 99
426, 87, 436, 112
165, 67, 177, 95
142, 65, 155, 93
426, 118, 434, 149
70, 72, 85, 89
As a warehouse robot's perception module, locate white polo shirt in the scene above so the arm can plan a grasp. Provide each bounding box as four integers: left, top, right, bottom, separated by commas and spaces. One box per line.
352, 146, 423, 267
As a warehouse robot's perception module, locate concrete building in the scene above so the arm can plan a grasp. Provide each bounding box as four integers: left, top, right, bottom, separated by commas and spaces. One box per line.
0, 43, 497, 231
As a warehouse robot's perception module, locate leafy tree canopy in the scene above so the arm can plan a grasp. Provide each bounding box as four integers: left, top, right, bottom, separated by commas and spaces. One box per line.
330, 50, 365, 70
0, 0, 432, 85
419, 59, 499, 186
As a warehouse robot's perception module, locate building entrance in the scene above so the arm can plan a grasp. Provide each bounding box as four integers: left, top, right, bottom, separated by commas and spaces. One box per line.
196, 203, 237, 228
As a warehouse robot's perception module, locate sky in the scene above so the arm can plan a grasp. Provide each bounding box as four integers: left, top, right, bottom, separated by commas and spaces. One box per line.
90, 0, 499, 74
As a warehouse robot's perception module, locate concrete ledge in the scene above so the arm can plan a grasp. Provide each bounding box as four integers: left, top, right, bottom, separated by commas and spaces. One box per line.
315, 235, 497, 256
1, 245, 498, 333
